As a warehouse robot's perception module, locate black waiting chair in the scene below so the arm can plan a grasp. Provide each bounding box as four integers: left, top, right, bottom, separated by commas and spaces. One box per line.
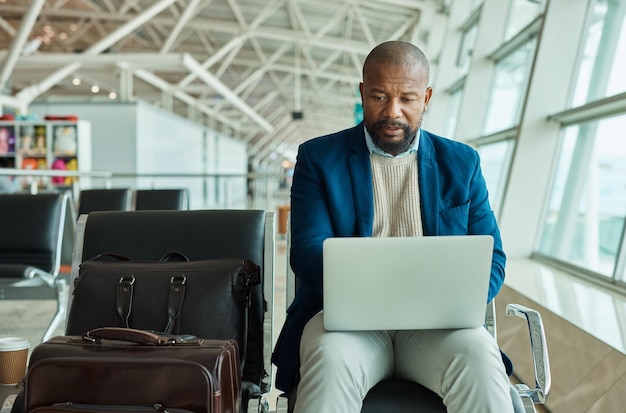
67, 209, 276, 413
134, 188, 189, 210
0, 192, 72, 342
76, 188, 134, 215
279, 214, 551, 413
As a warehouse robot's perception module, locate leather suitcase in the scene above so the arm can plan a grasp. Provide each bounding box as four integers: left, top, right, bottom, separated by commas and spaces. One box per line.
25, 328, 241, 413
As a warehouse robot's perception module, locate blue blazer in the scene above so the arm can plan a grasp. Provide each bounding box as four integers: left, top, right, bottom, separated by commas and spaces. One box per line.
271, 122, 506, 392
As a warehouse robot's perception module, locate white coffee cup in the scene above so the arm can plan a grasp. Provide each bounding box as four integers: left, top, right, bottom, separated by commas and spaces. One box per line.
0, 337, 30, 385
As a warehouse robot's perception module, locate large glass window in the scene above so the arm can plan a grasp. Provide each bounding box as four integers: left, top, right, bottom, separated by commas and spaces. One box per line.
444, 87, 464, 138
456, 22, 478, 76
504, 0, 545, 41
482, 38, 536, 135
470, 0, 484, 10
476, 139, 515, 217
538, 114, 626, 279
572, 0, 626, 107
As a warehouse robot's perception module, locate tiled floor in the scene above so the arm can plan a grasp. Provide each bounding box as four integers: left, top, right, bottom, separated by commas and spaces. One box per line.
505, 258, 626, 355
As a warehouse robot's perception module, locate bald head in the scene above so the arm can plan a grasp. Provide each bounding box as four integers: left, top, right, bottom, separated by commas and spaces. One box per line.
363, 41, 430, 85
359, 40, 433, 155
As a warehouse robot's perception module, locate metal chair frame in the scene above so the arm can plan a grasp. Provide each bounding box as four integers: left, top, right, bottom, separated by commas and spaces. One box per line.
0, 192, 72, 342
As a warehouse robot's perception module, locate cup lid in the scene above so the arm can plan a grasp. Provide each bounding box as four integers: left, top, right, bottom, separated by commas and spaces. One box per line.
0, 337, 30, 351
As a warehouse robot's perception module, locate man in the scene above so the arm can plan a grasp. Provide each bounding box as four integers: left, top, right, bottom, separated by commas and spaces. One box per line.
271, 40, 514, 413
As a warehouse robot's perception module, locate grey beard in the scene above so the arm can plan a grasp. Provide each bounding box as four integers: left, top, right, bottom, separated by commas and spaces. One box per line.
369, 119, 419, 155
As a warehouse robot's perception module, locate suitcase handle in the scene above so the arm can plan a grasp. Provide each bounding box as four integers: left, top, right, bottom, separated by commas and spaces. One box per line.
83, 327, 197, 345
159, 251, 190, 262
89, 253, 132, 262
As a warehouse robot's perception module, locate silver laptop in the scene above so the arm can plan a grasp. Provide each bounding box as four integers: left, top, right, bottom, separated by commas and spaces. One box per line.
322, 235, 494, 331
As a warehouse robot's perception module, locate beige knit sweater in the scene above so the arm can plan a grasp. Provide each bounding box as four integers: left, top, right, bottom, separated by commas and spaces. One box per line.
370, 152, 423, 238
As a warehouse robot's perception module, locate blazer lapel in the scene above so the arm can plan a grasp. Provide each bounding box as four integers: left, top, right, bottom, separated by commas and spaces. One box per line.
417, 131, 439, 236
347, 125, 374, 236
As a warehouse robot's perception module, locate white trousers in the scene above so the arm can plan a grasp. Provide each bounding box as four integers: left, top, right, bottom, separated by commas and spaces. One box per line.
294, 312, 514, 413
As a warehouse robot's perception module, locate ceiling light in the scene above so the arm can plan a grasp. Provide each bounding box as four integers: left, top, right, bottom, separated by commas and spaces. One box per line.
72, 76, 81, 86
91, 85, 100, 93
108, 92, 117, 100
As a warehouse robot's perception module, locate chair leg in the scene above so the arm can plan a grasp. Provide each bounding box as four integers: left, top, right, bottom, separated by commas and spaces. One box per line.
42, 278, 69, 342
243, 394, 271, 413
275, 392, 293, 413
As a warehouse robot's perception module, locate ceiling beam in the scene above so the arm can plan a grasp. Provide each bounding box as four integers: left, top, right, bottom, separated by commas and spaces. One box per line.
353, 3, 376, 46
133, 66, 241, 131
161, 0, 203, 53
0, 15, 17, 37
182, 53, 273, 132
14, 52, 188, 69
0, 0, 45, 93
234, 40, 293, 95
176, 0, 284, 88
176, 33, 249, 88
15, 0, 179, 105
5, 4, 377, 55
0, 94, 23, 113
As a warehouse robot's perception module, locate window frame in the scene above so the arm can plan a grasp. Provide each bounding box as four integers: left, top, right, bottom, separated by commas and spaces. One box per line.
536, 99, 626, 290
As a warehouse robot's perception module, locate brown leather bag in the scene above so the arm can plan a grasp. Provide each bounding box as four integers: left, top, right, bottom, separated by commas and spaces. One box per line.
25, 328, 241, 413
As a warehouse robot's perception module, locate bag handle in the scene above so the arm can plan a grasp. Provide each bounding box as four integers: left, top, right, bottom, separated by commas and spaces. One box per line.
164, 275, 186, 334
90, 252, 188, 262
83, 327, 196, 345
159, 251, 190, 262
160, 251, 190, 334
93, 251, 189, 332
117, 276, 135, 328
89, 252, 132, 262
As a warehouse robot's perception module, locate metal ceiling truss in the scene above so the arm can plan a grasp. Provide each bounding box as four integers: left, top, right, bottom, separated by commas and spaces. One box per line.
0, 0, 445, 164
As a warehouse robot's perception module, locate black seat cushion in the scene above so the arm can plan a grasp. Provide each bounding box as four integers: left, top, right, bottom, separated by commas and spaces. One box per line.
135, 189, 189, 210
286, 378, 446, 413
362, 379, 445, 413
77, 189, 132, 215
0, 193, 63, 275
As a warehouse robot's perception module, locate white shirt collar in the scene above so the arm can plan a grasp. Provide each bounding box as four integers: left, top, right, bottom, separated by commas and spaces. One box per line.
364, 125, 420, 158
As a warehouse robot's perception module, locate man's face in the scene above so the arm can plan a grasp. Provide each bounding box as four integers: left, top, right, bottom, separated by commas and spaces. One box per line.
359, 63, 432, 156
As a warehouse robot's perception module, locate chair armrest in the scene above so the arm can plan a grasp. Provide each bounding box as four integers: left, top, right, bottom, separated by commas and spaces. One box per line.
485, 300, 496, 341
24, 266, 56, 286
506, 303, 552, 404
